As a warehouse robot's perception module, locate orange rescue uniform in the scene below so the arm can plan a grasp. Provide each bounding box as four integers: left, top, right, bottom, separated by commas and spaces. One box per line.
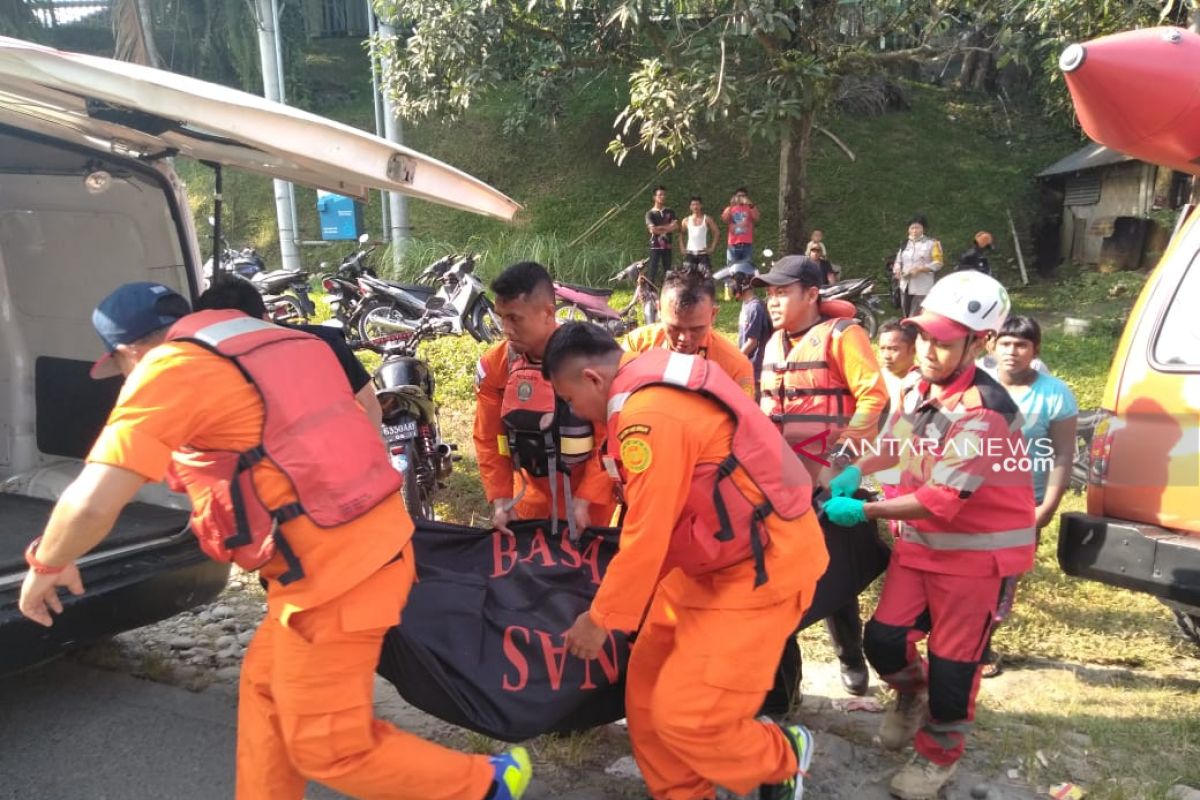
88, 342, 493, 800
591, 377, 829, 800
621, 323, 756, 397
474, 339, 615, 524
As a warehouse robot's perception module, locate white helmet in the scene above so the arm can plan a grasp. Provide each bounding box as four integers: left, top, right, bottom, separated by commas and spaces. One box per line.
908, 271, 1010, 337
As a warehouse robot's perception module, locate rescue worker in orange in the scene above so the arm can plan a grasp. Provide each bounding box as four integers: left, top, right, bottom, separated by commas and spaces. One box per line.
475, 261, 615, 536
621, 267, 756, 396
546, 321, 828, 800
753, 254, 890, 704
18, 282, 532, 800
822, 272, 1036, 799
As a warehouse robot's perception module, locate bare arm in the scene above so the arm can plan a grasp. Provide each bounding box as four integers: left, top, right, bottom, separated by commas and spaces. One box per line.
20, 463, 147, 626
356, 384, 384, 430
1036, 414, 1078, 529
33, 464, 147, 565
706, 216, 719, 253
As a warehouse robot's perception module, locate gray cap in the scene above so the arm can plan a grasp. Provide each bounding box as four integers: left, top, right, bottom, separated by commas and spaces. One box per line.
749, 255, 824, 288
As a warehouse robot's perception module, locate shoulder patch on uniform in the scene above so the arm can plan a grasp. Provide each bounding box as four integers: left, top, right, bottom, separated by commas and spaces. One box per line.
617, 423, 652, 441
619, 437, 653, 473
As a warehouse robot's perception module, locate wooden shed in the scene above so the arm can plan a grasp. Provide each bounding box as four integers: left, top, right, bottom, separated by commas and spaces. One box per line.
1035, 143, 1189, 271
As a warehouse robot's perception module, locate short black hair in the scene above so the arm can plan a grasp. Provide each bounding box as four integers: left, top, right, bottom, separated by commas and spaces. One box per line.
491, 261, 555, 304
653, 185, 667, 194
908, 214, 928, 228
689, 195, 702, 204
735, 186, 748, 194
196, 277, 266, 319
542, 321, 622, 379
810, 228, 823, 234
661, 267, 716, 310
879, 319, 918, 345
997, 314, 1042, 348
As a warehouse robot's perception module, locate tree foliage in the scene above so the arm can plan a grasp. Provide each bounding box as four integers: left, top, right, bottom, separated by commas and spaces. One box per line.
373, 0, 967, 248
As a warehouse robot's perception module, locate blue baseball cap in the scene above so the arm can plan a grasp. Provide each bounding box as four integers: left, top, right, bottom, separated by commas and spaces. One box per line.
91, 282, 191, 379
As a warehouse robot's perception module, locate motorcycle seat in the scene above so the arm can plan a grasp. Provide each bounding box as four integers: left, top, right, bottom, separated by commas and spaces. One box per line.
557, 281, 613, 297
379, 279, 435, 296
252, 269, 307, 283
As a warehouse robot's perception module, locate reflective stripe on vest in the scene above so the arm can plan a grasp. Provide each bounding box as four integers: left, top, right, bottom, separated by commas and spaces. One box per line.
187, 315, 277, 347
898, 523, 1037, 551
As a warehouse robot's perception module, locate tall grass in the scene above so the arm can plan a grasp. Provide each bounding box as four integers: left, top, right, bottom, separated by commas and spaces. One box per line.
381, 231, 640, 285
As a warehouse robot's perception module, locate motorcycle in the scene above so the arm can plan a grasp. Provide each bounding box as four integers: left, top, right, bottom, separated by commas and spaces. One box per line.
553, 258, 660, 335
204, 244, 314, 323
355, 253, 502, 344
358, 299, 459, 520
820, 276, 885, 338
320, 233, 379, 328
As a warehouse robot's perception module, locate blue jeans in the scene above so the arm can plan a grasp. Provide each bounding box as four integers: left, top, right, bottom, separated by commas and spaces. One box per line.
726, 243, 753, 265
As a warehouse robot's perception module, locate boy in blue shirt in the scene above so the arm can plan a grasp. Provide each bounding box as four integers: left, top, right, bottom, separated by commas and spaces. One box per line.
984, 315, 1078, 676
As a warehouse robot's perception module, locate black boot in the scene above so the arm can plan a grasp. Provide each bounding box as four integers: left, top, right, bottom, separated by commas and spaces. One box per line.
825, 599, 870, 696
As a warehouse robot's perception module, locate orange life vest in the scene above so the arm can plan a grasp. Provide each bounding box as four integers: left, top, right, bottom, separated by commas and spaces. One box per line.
164, 310, 402, 582
605, 349, 812, 586
499, 348, 595, 537
760, 307, 860, 459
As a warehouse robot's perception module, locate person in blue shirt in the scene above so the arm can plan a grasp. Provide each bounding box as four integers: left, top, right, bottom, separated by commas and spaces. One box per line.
727, 264, 772, 392
983, 314, 1078, 676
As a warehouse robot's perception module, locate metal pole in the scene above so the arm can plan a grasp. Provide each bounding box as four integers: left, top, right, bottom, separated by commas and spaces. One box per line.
376, 17, 410, 272
271, 0, 302, 251
204, 161, 225, 284
367, 2, 391, 242
254, 0, 301, 270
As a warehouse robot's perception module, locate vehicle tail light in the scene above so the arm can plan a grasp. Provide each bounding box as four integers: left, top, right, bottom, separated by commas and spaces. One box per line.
322, 278, 337, 292
1088, 410, 1118, 486
390, 445, 406, 456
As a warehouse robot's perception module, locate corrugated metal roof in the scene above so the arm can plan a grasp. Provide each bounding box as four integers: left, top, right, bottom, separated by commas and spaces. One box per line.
1038, 142, 1134, 178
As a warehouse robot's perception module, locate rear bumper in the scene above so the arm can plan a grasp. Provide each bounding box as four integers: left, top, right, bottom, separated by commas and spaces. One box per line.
0, 537, 230, 675
1058, 512, 1200, 608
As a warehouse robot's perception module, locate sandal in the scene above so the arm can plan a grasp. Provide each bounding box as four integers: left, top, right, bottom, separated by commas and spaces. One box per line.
981, 649, 1003, 679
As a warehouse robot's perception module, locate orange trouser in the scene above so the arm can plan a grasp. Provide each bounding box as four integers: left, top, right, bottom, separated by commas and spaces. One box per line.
236, 549, 494, 800
626, 588, 809, 800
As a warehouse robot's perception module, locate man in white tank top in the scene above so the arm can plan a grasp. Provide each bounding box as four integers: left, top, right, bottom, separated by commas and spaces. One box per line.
680, 195, 720, 270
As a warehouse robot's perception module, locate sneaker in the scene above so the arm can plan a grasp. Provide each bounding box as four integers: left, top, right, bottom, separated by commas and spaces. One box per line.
758, 720, 815, 800
888, 754, 957, 799
878, 691, 928, 751
487, 747, 532, 800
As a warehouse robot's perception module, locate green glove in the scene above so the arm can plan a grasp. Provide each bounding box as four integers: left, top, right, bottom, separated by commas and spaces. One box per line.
823, 496, 867, 527
828, 465, 862, 498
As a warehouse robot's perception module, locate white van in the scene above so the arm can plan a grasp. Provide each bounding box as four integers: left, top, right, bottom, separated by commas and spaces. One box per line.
0, 36, 518, 672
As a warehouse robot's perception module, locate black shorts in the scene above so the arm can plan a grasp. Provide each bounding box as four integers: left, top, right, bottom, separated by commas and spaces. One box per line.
648, 249, 672, 282
682, 252, 712, 271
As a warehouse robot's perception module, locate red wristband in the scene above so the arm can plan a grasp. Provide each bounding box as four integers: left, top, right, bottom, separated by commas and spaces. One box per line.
25, 537, 66, 575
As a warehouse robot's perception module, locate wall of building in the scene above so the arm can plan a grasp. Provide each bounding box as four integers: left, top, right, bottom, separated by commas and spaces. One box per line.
1060, 161, 1156, 266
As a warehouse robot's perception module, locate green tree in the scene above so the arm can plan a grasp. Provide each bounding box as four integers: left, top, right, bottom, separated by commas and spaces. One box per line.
373, 0, 965, 252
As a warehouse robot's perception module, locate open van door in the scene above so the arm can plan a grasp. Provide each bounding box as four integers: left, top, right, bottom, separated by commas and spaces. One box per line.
0, 36, 521, 220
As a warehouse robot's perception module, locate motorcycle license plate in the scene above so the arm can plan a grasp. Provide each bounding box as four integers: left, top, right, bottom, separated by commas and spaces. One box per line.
383, 420, 419, 441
